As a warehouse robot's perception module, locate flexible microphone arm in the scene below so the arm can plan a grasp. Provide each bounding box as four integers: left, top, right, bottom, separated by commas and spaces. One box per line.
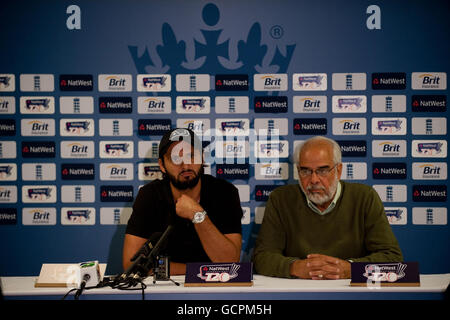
117, 225, 173, 284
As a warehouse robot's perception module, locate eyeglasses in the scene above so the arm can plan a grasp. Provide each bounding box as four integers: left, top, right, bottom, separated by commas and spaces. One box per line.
297, 164, 338, 178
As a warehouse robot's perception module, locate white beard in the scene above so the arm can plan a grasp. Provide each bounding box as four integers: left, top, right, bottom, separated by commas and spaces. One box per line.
299, 174, 339, 206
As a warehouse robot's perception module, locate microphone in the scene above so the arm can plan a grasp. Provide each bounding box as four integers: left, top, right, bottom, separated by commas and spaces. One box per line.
116, 226, 173, 284
74, 261, 100, 299
126, 225, 174, 284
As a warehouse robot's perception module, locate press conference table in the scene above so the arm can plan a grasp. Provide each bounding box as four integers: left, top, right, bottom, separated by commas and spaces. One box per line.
2, 274, 449, 300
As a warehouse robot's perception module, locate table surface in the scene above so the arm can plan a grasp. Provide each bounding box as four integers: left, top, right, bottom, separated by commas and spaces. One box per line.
2, 273, 449, 298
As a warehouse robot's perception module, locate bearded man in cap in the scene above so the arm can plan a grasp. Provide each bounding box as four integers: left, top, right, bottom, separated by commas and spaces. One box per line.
123, 128, 243, 275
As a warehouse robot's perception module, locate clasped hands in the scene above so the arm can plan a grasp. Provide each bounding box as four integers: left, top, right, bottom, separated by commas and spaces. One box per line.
290, 254, 351, 280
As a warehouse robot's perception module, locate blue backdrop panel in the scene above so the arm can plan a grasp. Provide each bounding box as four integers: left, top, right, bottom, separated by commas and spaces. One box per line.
0, 0, 449, 276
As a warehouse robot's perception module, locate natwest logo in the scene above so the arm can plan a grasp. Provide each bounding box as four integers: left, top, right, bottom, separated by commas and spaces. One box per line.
254, 96, 288, 113
412, 185, 447, 202
371, 73, 406, 90
411, 95, 446, 112
372, 163, 407, 179
59, 75, 93, 91
216, 164, 249, 179
215, 74, 248, 91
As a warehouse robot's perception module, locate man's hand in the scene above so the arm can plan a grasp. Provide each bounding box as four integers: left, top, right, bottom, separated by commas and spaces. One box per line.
290, 254, 351, 280
175, 194, 203, 220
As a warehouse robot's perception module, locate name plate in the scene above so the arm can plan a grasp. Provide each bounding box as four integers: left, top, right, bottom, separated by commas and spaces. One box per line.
350, 262, 420, 287
184, 262, 253, 287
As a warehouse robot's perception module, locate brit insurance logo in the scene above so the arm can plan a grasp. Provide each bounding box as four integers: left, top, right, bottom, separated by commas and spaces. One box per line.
293, 96, 327, 113
98, 74, 132, 91
412, 162, 447, 180
21, 119, 55, 137
254, 74, 287, 91
332, 118, 366, 135
100, 163, 134, 181
0, 186, 17, 203
137, 74, 171, 92
412, 140, 447, 158
0, 97, 15, 114
22, 208, 56, 225
59, 74, 93, 91
292, 73, 327, 91
412, 72, 447, 90
255, 163, 288, 180
372, 118, 406, 135
60, 141, 94, 159
137, 97, 171, 114
372, 140, 406, 158
177, 119, 210, 136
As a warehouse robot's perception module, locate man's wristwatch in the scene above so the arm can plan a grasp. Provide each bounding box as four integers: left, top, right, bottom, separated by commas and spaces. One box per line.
192, 211, 207, 224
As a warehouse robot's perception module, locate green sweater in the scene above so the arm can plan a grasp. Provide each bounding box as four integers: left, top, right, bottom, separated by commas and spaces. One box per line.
252, 181, 403, 278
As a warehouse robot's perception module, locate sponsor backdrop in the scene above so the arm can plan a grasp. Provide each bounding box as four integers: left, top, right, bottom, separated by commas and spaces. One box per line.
0, 0, 449, 276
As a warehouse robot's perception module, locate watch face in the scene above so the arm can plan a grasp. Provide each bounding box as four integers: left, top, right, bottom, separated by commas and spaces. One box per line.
193, 211, 206, 223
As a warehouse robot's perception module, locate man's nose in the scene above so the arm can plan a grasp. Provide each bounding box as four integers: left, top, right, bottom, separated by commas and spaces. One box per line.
310, 171, 321, 183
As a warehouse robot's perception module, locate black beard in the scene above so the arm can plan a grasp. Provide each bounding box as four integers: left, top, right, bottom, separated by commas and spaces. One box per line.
165, 166, 203, 190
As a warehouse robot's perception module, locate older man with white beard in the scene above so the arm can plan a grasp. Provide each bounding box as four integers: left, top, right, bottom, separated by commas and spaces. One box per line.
252, 136, 403, 279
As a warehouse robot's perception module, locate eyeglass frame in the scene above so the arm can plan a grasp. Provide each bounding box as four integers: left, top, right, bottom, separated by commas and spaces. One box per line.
297, 163, 339, 178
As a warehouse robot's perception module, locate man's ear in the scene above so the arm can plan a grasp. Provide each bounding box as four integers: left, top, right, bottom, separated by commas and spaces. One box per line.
158, 158, 166, 174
